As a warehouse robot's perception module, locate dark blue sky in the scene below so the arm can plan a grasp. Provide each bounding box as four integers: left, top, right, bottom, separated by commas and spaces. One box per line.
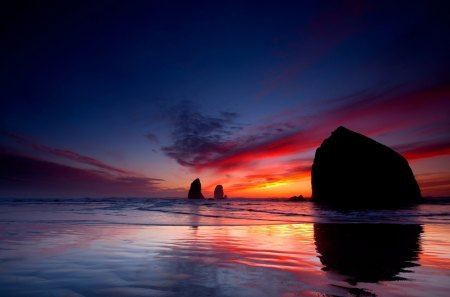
1, 0, 449, 198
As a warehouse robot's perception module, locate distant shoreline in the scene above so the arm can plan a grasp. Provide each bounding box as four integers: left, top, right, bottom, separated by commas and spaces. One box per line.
1, 196, 449, 202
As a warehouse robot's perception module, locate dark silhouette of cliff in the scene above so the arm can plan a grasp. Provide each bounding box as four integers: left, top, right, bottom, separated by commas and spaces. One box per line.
314, 223, 422, 284
188, 178, 204, 199
214, 185, 225, 199
311, 126, 422, 207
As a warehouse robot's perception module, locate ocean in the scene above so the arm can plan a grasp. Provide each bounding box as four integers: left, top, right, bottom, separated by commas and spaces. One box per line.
1, 198, 449, 297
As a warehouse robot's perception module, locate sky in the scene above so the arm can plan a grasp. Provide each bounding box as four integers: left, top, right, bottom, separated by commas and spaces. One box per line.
1, 0, 449, 198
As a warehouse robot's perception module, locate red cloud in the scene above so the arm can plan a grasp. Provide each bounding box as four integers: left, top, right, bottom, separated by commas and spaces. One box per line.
201, 159, 312, 197
190, 132, 309, 175
416, 173, 450, 197
196, 82, 450, 176
1, 133, 187, 198
396, 141, 450, 161
0, 151, 167, 198
5, 132, 131, 175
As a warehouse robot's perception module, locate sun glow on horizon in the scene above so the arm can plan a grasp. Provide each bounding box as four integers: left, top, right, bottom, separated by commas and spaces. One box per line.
259, 181, 289, 189
215, 177, 312, 198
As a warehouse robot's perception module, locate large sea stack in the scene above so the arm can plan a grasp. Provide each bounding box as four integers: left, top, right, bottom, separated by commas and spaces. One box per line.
311, 126, 422, 206
214, 185, 225, 199
188, 178, 204, 199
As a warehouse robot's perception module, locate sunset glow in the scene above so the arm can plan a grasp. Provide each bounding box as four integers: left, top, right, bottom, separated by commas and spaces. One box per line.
2, 3, 450, 297
1, 1, 449, 198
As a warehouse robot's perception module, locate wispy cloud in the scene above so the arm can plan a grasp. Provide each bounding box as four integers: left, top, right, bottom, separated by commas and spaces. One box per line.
5, 132, 130, 175
0, 151, 170, 198
154, 83, 448, 197
416, 173, 450, 197
161, 101, 243, 167
145, 133, 160, 145
395, 141, 450, 161
0, 133, 185, 198
195, 130, 320, 173
176, 81, 450, 175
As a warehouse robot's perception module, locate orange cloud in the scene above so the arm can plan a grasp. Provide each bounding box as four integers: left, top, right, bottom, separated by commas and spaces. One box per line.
416, 173, 450, 197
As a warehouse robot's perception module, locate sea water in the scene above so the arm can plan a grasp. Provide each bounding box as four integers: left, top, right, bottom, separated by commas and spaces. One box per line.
0, 198, 449, 296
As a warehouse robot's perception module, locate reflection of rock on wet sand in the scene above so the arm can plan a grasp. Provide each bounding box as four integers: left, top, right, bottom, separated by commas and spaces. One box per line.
314, 224, 423, 284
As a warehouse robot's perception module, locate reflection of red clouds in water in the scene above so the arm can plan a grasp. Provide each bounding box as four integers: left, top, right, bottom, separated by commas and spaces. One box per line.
0, 223, 137, 258
174, 224, 323, 283
420, 253, 450, 270
1, 221, 449, 297
420, 225, 450, 270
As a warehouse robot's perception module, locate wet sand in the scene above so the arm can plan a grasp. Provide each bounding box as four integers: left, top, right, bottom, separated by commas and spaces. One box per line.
1, 220, 449, 297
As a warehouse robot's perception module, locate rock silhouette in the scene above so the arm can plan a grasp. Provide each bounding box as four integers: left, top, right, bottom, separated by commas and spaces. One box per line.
288, 195, 306, 202
314, 223, 422, 284
311, 126, 422, 206
214, 185, 225, 199
188, 178, 204, 199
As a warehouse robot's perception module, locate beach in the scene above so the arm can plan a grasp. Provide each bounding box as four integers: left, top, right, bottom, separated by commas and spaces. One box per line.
1, 199, 449, 297
2, 1, 449, 296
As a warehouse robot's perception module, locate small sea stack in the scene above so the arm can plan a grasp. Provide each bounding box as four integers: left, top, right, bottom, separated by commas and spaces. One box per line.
311, 126, 422, 207
288, 195, 306, 202
188, 178, 204, 199
214, 185, 225, 199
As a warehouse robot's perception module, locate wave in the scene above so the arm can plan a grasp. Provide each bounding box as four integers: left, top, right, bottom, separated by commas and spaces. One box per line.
0, 198, 449, 225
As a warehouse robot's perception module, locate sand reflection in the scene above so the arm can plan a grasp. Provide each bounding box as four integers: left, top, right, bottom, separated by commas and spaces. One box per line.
152, 223, 330, 296
2, 220, 450, 297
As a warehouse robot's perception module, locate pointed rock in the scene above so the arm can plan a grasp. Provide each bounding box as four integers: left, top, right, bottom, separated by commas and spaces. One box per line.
311, 126, 422, 207
214, 185, 224, 199
188, 178, 204, 199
